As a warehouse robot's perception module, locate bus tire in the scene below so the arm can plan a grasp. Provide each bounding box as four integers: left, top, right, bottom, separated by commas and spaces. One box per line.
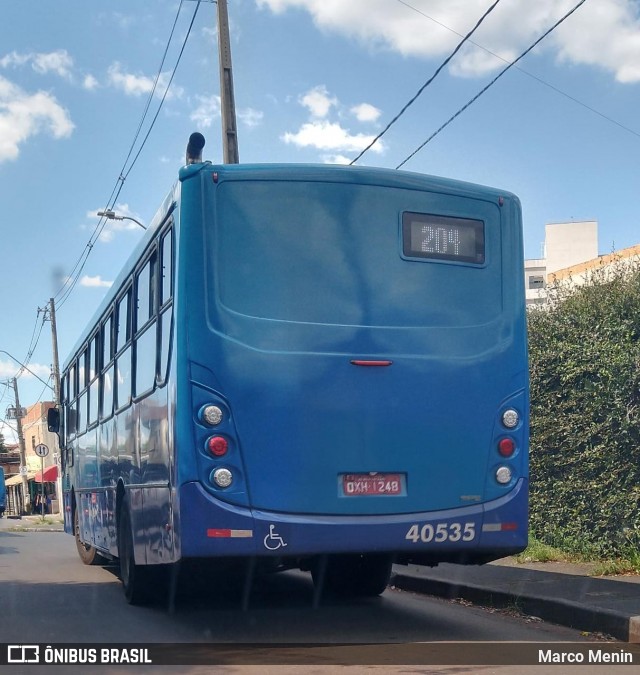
315, 553, 393, 598
74, 507, 103, 566
117, 499, 164, 605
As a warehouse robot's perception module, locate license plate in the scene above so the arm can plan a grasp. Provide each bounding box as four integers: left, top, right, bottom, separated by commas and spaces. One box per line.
342, 473, 403, 496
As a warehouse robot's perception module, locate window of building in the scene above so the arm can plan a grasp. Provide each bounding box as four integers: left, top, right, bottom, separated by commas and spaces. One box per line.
528, 275, 545, 289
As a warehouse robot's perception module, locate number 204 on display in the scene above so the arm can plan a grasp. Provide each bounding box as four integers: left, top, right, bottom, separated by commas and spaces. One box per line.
405, 522, 476, 543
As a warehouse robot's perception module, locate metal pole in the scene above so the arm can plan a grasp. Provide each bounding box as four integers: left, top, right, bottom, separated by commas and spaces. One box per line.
40, 455, 45, 522
217, 0, 239, 164
11, 378, 30, 514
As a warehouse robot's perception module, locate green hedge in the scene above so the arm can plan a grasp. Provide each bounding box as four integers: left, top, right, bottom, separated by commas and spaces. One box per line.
528, 261, 640, 557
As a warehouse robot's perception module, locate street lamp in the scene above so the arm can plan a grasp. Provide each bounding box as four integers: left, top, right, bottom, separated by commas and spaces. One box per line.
97, 209, 147, 230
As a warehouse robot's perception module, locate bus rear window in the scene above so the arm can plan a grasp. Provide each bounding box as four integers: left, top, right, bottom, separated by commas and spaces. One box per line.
214, 181, 500, 327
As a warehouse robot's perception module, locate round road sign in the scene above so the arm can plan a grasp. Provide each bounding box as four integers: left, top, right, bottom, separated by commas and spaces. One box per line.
34, 443, 49, 458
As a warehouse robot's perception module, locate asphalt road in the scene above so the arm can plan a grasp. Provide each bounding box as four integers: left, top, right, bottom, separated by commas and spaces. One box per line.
0, 528, 634, 674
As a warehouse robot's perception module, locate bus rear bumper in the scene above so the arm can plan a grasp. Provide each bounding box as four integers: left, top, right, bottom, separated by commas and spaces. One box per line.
179, 478, 528, 563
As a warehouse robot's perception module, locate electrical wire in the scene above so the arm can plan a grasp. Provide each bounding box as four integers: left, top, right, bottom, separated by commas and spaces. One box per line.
396, 0, 640, 142
350, 0, 503, 165
53, 0, 186, 307
54, 0, 202, 311
396, 0, 590, 169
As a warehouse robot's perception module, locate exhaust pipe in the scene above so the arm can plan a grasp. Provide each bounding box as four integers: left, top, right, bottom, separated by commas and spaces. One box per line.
186, 132, 206, 165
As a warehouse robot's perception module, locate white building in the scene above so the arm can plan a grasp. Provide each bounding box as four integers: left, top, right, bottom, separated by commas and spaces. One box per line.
524, 221, 598, 307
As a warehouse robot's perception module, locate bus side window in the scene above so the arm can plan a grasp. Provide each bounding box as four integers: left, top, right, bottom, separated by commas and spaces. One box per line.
116, 289, 131, 352
135, 251, 158, 397
59, 375, 66, 442
101, 312, 115, 420
88, 332, 100, 427
77, 347, 88, 435
115, 287, 132, 411
67, 361, 78, 438
160, 229, 173, 306
159, 228, 173, 384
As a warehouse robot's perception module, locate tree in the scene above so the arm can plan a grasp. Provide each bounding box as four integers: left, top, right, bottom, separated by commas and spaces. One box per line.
528, 259, 640, 557
0, 431, 6, 455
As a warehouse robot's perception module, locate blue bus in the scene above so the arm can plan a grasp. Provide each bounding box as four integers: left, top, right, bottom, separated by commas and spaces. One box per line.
0, 467, 5, 517
50, 134, 528, 605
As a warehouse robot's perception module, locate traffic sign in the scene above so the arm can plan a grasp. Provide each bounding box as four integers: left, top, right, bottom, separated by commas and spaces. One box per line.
34, 443, 49, 458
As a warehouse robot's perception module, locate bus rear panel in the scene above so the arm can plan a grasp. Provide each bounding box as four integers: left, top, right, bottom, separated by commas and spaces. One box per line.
175, 165, 528, 567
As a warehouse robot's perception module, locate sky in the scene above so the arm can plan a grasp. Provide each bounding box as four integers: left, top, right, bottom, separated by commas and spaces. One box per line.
1, 0, 640, 440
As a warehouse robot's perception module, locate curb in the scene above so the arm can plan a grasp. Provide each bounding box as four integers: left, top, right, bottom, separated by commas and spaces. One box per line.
391, 571, 637, 643
11, 527, 65, 533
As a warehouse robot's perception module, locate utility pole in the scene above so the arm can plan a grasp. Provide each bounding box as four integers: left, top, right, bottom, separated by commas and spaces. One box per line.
48, 298, 63, 516
11, 377, 30, 514
217, 0, 239, 163
49, 298, 61, 406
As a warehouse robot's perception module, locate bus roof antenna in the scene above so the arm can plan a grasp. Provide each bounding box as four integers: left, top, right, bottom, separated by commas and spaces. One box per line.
186, 132, 206, 165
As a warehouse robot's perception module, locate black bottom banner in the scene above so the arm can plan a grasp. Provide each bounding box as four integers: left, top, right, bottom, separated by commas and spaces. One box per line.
1, 642, 639, 667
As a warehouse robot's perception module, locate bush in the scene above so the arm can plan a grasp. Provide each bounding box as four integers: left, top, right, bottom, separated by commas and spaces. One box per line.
528, 258, 640, 558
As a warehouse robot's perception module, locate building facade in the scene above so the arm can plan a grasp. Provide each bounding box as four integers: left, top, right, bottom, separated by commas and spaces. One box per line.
3, 402, 60, 515
525, 220, 599, 307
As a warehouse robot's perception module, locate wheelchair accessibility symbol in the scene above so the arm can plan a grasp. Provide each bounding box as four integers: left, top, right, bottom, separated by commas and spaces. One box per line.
263, 524, 288, 550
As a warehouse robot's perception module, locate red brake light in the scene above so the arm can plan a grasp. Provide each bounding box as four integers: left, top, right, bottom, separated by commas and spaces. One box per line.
208, 436, 228, 457
498, 438, 515, 457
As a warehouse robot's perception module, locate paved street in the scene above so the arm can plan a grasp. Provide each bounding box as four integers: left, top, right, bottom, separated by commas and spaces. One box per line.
0, 525, 636, 674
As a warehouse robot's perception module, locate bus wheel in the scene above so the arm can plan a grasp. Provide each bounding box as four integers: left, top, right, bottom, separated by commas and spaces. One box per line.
117, 499, 164, 605
74, 508, 102, 566
314, 554, 393, 598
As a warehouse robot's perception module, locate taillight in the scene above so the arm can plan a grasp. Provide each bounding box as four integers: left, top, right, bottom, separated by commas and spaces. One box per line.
498, 438, 515, 457
201, 405, 223, 426
207, 436, 228, 456
212, 468, 233, 488
502, 408, 519, 429
496, 466, 513, 484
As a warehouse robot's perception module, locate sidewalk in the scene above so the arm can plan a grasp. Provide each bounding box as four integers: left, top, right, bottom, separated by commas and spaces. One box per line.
0, 514, 64, 532
392, 559, 640, 643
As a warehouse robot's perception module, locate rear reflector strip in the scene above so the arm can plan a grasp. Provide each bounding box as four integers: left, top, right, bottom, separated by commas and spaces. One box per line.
207, 529, 253, 538
350, 360, 393, 367
482, 522, 518, 532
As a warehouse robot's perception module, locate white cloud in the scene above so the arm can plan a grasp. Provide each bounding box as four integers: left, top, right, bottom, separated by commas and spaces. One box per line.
0, 359, 51, 380
0, 49, 74, 79
83, 74, 99, 91
282, 120, 384, 154
322, 154, 353, 165
238, 107, 264, 128
107, 62, 183, 99
350, 102, 381, 123
283, 85, 384, 158
257, 0, 640, 82
80, 275, 113, 288
0, 75, 74, 162
300, 85, 337, 118
551, 0, 640, 83
32, 50, 74, 79
190, 94, 221, 128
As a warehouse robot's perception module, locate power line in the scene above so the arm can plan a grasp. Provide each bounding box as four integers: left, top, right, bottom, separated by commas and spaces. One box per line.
350, 0, 503, 165
54, 0, 202, 311
54, 2, 187, 307
396, 0, 640, 142
119, 1, 186, 181
121, 1, 202, 182
396, 0, 590, 169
